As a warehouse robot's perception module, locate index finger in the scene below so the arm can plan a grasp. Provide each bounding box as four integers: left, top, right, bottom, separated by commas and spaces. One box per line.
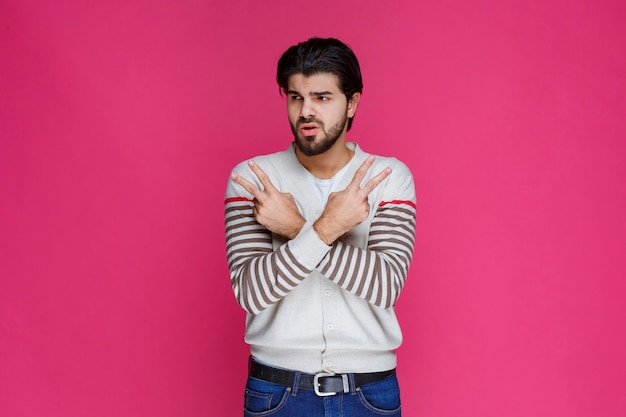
348, 155, 375, 188
230, 171, 263, 199
247, 160, 278, 192
361, 167, 392, 195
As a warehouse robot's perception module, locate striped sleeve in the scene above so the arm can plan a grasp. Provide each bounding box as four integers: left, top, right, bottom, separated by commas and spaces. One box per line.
225, 196, 317, 314
318, 169, 417, 309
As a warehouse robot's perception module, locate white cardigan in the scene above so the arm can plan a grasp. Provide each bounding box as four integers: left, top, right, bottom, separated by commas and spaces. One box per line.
224, 142, 416, 373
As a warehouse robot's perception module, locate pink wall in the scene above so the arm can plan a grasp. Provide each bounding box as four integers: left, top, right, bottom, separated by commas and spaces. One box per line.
1, 0, 625, 416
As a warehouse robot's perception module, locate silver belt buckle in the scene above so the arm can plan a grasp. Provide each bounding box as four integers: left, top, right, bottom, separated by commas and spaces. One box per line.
313, 372, 349, 396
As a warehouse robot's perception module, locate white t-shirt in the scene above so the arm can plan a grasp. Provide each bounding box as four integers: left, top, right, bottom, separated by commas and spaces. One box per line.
305, 163, 351, 204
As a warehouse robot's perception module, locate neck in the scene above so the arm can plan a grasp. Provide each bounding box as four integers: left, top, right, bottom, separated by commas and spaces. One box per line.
295, 139, 354, 179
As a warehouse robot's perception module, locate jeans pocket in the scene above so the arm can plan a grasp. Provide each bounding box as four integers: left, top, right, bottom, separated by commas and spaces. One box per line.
356, 374, 402, 415
243, 377, 291, 416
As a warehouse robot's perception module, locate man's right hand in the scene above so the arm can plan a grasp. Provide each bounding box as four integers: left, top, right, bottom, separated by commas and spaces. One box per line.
313, 156, 391, 245
231, 160, 306, 240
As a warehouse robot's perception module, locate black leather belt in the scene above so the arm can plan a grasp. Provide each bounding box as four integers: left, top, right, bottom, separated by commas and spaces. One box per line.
248, 358, 395, 396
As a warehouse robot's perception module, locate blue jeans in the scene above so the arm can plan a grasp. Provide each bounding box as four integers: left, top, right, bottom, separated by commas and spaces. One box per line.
243, 371, 402, 417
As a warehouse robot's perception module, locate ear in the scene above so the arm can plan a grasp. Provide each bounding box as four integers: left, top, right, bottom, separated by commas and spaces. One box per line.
347, 92, 361, 118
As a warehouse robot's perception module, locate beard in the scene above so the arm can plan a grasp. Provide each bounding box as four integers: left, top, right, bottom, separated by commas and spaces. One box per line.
290, 112, 348, 157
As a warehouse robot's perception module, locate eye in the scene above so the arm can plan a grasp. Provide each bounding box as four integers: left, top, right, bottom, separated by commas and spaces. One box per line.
317, 96, 329, 101
290, 95, 302, 101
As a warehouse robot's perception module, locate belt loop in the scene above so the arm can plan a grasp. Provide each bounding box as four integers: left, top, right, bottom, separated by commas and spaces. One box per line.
348, 373, 357, 395
291, 371, 301, 396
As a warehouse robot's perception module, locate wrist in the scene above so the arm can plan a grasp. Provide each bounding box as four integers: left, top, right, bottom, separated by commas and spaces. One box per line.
313, 220, 335, 246
288, 218, 307, 240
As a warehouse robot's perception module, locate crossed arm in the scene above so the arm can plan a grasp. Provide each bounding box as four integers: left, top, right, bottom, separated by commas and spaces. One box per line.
225, 156, 416, 314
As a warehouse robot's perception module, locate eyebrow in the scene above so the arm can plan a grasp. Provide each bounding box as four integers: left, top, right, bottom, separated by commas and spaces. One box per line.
287, 89, 334, 96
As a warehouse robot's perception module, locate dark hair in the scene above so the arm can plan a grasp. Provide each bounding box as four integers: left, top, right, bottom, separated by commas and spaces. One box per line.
276, 37, 363, 131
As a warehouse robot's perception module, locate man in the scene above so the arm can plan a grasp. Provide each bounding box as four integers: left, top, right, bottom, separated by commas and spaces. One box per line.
224, 37, 416, 416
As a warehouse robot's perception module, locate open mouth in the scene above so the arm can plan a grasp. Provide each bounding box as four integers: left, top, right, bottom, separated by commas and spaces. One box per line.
300, 123, 319, 136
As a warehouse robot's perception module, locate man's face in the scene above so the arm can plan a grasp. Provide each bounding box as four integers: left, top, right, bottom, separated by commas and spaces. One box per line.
286, 72, 359, 157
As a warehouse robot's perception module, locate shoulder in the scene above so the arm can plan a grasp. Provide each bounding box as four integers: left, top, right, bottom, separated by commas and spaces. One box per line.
373, 155, 412, 176
231, 145, 294, 177
352, 144, 415, 203
352, 143, 413, 179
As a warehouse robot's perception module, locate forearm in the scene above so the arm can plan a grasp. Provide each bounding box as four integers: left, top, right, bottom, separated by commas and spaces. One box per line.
225, 199, 330, 314
317, 202, 416, 308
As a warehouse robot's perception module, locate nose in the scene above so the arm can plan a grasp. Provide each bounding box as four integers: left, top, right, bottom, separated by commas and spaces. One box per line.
299, 98, 315, 119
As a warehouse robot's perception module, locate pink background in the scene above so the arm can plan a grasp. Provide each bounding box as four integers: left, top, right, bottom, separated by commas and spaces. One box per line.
1, 0, 625, 416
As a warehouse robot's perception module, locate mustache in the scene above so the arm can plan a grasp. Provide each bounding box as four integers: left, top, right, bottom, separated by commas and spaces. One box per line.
298, 117, 322, 126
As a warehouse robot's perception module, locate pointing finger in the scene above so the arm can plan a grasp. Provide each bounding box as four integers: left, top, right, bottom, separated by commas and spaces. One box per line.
231, 172, 262, 199
349, 155, 375, 188
361, 167, 392, 195
248, 160, 278, 192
